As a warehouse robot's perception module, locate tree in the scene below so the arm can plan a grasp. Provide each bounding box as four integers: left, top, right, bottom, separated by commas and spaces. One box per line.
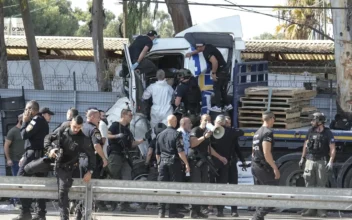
92, 0, 110, 92
331, 0, 352, 119
165, 0, 192, 34
275, 0, 330, 40
19, 0, 44, 90
0, 0, 8, 88
253, 32, 285, 40
5, 0, 79, 36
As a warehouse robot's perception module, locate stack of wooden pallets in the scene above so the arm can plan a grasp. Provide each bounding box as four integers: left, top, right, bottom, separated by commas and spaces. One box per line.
238, 87, 317, 129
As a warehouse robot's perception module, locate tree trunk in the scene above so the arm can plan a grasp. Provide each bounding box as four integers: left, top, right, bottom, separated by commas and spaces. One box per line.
92, 0, 111, 91
331, 0, 352, 119
123, 0, 128, 38
19, 0, 44, 90
0, 1, 8, 88
165, 0, 192, 34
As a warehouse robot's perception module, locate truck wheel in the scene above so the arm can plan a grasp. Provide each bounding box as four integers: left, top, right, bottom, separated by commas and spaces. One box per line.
279, 161, 305, 187
132, 159, 148, 181
343, 167, 352, 188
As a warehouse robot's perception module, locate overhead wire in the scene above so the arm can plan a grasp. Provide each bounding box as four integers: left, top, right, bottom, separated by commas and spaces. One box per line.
220, 0, 334, 41
118, 0, 347, 10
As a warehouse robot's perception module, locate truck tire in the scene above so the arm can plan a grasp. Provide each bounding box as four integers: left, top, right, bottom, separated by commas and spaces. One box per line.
279, 161, 305, 187
132, 159, 148, 181
343, 167, 352, 188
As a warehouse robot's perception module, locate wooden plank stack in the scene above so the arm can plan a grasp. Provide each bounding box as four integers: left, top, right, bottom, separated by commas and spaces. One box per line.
238, 87, 317, 129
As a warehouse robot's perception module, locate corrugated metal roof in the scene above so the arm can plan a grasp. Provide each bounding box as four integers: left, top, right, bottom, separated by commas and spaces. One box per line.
4, 36, 334, 54
5, 36, 129, 51
244, 40, 334, 54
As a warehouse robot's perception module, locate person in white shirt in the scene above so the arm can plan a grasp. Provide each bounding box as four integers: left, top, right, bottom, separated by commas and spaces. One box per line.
142, 69, 174, 131
98, 110, 109, 158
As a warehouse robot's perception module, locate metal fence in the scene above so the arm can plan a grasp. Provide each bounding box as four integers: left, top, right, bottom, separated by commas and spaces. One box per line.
0, 177, 351, 220
6, 58, 124, 91
0, 89, 122, 176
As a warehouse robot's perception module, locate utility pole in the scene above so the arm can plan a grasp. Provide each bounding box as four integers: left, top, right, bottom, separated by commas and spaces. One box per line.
331, 0, 352, 119
92, 0, 111, 91
323, 0, 327, 39
19, 0, 44, 90
0, 0, 8, 88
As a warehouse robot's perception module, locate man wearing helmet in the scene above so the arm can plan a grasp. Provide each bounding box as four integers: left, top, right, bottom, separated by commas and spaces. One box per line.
174, 68, 202, 116
299, 112, 336, 217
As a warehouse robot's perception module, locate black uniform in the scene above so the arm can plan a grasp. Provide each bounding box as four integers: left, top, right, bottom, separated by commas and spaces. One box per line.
121, 35, 157, 77
188, 126, 211, 215
18, 114, 49, 217
44, 126, 96, 220
210, 127, 243, 215
156, 127, 184, 216
174, 77, 201, 114
251, 126, 278, 220
146, 138, 159, 181
81, 122, 104, 178
203, 44, 229, 108
228, 130, 245, 214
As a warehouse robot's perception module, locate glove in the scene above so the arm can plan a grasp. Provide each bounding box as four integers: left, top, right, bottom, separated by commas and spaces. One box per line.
115, 133, 124, 139
299, 157, 306, 170
131, 62, 139, 70
326, 162, 333, 172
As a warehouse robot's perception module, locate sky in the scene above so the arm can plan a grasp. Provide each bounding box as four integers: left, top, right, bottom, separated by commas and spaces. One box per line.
70, 0, 287, 40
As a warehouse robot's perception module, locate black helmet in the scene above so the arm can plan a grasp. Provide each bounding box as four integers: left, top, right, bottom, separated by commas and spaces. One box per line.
154, 123, 167, 135
312, 112, 326, 124
177, 68, 193, 79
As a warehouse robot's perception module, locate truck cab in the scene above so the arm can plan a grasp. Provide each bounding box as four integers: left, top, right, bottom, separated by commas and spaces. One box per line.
108, 16, 246, 156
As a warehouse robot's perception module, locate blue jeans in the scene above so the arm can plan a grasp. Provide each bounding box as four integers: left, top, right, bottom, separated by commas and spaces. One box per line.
11, 161, 20, 176
10, 161, 20, 204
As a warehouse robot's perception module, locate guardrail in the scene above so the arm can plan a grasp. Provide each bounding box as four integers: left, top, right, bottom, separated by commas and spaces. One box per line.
1, 177, 352, 220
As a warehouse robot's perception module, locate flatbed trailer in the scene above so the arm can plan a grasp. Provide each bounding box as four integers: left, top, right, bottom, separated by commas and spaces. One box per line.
231, 61, 352, 189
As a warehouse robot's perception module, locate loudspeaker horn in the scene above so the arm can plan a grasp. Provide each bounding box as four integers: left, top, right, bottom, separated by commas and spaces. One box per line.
206, 123, 225, 139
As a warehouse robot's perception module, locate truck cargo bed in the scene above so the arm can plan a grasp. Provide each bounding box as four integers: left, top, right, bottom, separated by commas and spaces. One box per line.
241, 126, 352, 142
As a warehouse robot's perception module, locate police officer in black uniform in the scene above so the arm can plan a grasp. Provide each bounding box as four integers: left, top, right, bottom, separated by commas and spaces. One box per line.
188, 114, 226, 219
174, 68, 202, 123
44, 116, 96, 220
121, 30, 158, 77
75, 109, 108, 216
107, 108, 145, 212
13, 100, 49, 220
210, 115, 244, 217
251, 111, 280, 220
156, 115, 190, 218
299, 112, 336, 217
224, 116, 246, 217
186, 42, 232, 112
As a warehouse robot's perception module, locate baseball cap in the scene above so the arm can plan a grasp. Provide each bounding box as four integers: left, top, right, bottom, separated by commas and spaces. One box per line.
195, 41, 205, 47
40, 107, 55, 115
147, 30, 158, 37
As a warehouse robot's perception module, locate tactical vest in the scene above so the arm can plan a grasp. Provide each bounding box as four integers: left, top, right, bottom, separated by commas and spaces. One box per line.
306, 130, 329, 157
185, 77, 201, 105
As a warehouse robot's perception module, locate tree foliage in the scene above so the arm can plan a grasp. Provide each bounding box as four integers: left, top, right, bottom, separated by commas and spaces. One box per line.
5, 0, 79, 36
253, 32, 285, 40
275, 0, 331, 40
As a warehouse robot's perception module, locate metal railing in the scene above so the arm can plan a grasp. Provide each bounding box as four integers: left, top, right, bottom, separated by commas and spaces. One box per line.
1, 177, 352, 220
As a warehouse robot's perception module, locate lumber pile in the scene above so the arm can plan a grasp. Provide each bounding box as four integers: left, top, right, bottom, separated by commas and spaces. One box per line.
238, 87, 317, 129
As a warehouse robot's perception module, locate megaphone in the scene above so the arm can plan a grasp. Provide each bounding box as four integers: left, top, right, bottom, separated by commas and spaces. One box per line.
206, 123, 225, 139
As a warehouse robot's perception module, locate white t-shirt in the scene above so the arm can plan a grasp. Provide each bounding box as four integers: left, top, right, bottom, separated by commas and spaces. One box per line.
99, 121, 109, 158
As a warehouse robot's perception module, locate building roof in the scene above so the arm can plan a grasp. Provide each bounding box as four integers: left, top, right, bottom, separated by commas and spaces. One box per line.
4, 36, 335, 60
244, 40, 334, 54
5, 36, 129, 51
